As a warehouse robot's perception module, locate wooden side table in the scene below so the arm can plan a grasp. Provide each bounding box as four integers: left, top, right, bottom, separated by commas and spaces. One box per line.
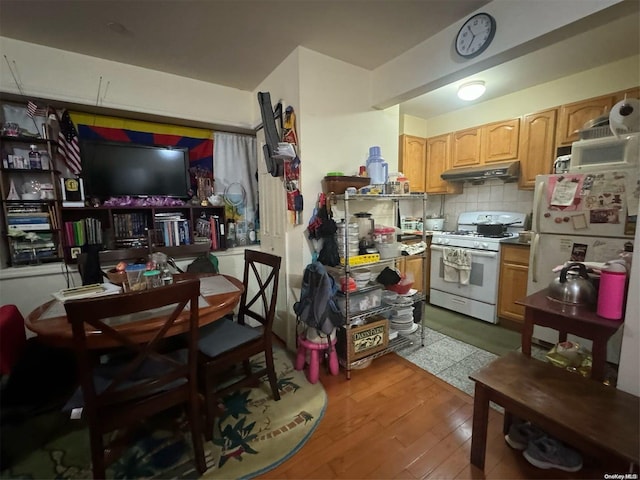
516, 288, 624, 382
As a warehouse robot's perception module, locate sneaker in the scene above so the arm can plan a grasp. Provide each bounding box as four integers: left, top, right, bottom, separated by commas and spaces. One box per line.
504, 421, 545, 450
523, 436, 583, 472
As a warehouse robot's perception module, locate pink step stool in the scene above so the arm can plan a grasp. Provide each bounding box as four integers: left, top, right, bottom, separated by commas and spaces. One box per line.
295, 334, 339, 384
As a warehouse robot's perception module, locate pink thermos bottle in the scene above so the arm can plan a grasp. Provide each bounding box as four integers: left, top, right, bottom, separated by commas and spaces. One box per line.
597, 264, 627, 320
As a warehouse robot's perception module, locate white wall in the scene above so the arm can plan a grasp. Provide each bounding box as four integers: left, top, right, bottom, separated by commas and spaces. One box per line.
253, 47, 401, 348
0, 37, 253, 129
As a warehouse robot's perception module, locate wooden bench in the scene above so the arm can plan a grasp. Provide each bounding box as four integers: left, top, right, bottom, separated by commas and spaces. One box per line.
469, 352, 639, 471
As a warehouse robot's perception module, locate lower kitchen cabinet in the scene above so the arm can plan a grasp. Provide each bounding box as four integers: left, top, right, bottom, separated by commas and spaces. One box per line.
398, 235, 431, 294
497, 243, 530, 325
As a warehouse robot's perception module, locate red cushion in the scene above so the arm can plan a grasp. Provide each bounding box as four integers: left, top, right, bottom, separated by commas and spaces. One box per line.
0, 305, 27, 375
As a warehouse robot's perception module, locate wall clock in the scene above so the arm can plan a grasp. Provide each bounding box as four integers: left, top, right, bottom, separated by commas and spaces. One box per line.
455, 12, 496, 59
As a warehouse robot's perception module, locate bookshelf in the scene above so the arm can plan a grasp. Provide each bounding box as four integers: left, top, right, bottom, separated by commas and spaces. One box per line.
59, 204, 226, 264
1, 135, 63, 266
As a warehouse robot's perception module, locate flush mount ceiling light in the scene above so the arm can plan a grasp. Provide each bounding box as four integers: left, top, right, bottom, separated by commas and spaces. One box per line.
457, 81, 486, 101
107, 22, 128, 34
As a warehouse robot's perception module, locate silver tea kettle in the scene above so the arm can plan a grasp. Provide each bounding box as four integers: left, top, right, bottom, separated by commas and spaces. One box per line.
547, 263, 597, 306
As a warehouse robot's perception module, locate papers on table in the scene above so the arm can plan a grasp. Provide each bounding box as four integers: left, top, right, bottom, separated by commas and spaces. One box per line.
52, 282, 122, 303
199, 275, 240, 296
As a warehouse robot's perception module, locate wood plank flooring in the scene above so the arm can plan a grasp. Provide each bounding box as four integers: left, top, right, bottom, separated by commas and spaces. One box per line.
259, 353, 627, 479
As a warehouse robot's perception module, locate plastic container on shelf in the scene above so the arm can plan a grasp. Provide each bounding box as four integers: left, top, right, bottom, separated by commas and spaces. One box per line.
373, 226, 396, 244
376, 242, 400, 259
336, 287, 382, 314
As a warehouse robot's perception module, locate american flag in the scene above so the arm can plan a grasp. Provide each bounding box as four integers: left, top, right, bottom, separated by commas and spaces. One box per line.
57, 110, 82, 175
26, 101, 47, 118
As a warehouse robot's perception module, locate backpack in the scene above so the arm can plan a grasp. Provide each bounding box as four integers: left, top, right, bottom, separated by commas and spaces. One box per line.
186, 254, 218, 274
293, 262, 344, 335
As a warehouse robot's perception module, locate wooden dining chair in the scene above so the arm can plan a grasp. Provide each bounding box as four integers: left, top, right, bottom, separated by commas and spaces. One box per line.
63, 279, 206, 479
198, 249, 282, 429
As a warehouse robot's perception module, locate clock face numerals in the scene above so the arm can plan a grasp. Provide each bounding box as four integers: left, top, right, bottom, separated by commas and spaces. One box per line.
455, 13, 496, 58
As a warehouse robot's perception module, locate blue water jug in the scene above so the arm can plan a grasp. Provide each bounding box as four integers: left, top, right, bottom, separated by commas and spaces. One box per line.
366, 146, 388, 185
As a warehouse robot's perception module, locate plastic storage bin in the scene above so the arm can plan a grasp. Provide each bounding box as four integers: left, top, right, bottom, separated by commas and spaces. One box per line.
336, 287, 382, 314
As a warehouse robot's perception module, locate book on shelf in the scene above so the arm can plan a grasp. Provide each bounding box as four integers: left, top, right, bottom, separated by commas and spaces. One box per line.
8, 223, 51, 231
209, 215, 225, 250
7, 203, 48, 214
64, 217, 103, 246
154, 218, 191, 247
7, 216, 50, 224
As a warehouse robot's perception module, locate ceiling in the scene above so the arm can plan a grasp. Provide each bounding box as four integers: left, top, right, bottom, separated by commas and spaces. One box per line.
0, 0, 638, 120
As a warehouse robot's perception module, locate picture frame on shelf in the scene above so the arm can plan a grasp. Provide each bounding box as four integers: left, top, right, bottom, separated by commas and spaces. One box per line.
61, 177, 85, 207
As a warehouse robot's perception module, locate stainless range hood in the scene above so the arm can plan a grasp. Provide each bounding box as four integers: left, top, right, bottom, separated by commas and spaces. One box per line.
440, 161, 520, 184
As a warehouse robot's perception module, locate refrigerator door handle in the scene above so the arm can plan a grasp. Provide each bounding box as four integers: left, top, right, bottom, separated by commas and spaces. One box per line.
531, 232, 540, 283
532, 178, 545, 233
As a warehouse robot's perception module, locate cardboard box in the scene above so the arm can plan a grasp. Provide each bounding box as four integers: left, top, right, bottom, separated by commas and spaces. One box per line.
346, 318, 389, 361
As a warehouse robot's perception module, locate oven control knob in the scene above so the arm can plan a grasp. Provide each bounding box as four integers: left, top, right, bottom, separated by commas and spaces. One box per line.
442, 238, 450, 245
481, 242, 489, 249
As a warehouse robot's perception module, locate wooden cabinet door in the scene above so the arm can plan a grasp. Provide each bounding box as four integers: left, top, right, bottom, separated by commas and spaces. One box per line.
481, 118, 520, 164
425, 133, 461, 194
452, 128, 481, 167
497, 244, 530, 324
400, 255, 424, 293
556, 94, 616, 146
399, 135, 426, 193
614, 86, 640, 103
518, 108, 557, 190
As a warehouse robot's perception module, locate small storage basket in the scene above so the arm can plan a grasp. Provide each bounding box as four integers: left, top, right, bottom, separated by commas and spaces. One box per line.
322, 176, 370, 195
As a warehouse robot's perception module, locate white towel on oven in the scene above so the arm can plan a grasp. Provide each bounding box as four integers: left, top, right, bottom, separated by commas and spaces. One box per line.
442, 247, 472, 285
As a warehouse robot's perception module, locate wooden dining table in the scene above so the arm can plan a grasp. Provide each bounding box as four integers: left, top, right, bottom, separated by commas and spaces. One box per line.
26, 273, 244, 349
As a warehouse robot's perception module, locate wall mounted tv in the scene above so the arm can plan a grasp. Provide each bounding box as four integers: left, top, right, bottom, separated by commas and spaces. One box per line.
80, 139, 191, 199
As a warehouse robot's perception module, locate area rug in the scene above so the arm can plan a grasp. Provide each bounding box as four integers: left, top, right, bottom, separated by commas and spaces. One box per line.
1, 348, 326, 479
423, 304, 521, 356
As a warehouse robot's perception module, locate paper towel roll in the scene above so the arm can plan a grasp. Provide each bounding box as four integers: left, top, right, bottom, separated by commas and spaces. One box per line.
610, 98, 640, 136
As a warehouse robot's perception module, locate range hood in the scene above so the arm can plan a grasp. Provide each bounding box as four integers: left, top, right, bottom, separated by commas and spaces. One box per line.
440, 161, 520, 184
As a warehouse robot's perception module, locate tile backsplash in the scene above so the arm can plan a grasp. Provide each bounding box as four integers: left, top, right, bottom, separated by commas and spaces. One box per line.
440, 179, 534, 230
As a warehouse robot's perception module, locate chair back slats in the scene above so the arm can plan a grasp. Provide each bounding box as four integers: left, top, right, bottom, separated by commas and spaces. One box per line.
239, 250, 281, 330
63, 278, 207, 478
64, 279, 200, 413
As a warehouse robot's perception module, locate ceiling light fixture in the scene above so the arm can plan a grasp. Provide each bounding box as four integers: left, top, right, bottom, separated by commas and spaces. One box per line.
107, 22, 128, 34
457, 81, 486, 101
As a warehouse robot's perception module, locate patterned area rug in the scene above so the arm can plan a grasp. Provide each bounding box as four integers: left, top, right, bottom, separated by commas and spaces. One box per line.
1, 348, 326, 479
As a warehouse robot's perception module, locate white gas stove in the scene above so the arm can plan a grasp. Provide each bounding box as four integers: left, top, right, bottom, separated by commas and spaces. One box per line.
430, 211, 527, 324
432, 211, 526, 251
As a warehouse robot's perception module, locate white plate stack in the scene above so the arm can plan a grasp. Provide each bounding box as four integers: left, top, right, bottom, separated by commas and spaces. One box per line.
389, 305, 417, 335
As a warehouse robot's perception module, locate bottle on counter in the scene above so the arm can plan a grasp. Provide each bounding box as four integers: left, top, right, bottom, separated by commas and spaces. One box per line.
28, 145, 42, 169
597, 263, 627, 320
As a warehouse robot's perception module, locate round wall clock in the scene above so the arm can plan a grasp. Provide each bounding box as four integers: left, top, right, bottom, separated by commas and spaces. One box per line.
455, 13, 496, 59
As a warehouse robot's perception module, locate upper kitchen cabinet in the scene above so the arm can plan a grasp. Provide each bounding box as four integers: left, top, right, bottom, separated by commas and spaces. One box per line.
481, 119, 520, 164
555, 94, 617, 146
451, 119, 519, 168
399, 135, 426, 193
615, 87, 640, 102
425, 134, 461, 194
452, 128, 481, 168
518, 108, 558, 190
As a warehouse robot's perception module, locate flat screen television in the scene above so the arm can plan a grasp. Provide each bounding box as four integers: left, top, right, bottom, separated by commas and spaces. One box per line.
80, 139, 191, 199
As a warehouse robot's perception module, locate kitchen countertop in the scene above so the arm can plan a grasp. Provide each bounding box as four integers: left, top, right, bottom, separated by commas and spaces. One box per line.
501, 237, 531, 246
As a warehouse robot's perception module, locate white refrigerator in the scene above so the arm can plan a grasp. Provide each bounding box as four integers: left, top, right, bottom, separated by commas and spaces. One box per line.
527, 170, 639, 363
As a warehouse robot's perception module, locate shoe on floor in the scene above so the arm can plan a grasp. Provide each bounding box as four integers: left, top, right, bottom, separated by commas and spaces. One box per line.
504, 421, 545, 450
523, 436, 583, 472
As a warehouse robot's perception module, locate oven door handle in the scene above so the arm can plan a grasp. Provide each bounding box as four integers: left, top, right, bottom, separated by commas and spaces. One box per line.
430, 245, 498, 258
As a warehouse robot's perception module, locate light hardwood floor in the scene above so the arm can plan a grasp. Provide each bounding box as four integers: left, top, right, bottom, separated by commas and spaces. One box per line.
259, 353, 626, 479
